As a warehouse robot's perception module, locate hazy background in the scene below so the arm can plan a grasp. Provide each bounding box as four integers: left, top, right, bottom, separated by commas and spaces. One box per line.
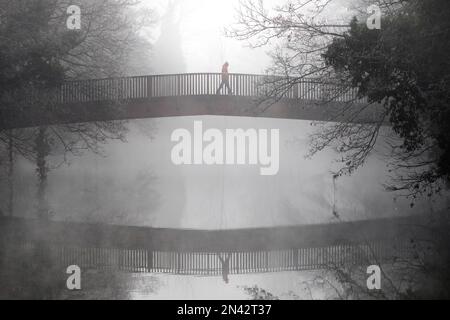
4, 116, 439, 229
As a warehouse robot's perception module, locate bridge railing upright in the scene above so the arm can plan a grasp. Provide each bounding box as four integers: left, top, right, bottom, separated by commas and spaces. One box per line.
7, 240, 409, 275
52, 73, 365, 104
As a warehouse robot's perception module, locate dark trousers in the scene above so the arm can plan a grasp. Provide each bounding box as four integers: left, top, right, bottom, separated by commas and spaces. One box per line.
216, 80, 232, 94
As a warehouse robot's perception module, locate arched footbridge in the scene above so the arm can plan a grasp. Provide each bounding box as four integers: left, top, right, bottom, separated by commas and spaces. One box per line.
1, 73, 379, 130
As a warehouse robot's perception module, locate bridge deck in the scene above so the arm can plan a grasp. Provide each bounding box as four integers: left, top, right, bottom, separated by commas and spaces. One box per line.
1, 73, 378, 130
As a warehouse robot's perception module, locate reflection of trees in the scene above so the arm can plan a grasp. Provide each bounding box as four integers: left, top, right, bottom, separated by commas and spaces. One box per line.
242, 285, 279, 300
78, 168, 160, 226
298, 212, 450, 299
60, 271, 161, 300
112, 169, 160, 225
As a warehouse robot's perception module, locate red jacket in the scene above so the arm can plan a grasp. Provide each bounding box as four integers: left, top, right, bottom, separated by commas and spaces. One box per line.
221, 63, 229, 81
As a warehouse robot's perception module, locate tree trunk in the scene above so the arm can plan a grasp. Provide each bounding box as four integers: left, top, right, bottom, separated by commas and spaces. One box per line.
35, 127, 50, 219
33, 126, 58, 299
7, 133, 14, 217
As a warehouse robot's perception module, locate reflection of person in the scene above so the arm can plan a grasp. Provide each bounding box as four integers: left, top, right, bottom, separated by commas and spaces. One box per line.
217, 253, 231, 283
216, 62, 232, 95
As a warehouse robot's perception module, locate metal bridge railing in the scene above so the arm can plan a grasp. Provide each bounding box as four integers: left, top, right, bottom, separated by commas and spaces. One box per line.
28, 73, 365, 105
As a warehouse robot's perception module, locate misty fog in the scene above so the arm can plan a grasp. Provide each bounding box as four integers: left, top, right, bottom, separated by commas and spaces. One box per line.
0, 116, 440, 229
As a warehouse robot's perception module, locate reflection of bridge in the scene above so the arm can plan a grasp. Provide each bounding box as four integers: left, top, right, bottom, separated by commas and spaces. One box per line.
1, 216, 420, 275
1, 73, 375, 130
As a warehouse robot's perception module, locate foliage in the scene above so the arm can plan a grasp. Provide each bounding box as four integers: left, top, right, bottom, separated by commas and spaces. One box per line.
322, 0, 450, 198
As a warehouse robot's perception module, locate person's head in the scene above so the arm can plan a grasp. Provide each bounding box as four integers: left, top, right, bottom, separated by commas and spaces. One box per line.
224, 61, 229, 67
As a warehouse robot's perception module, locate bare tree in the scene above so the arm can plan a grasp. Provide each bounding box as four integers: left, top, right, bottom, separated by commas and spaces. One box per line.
228, 0, 449, 202
0, 0, 155, 217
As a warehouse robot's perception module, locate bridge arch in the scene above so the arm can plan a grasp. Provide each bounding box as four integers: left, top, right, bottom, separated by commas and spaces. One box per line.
1, 73, 376, 130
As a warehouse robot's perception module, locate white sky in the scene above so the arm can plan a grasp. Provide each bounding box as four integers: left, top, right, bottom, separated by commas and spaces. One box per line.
143, 0, 271, 74
142, 0, 357, 74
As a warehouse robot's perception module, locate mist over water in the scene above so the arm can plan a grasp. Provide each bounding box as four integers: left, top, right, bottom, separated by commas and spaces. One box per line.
1, 116, 438, 230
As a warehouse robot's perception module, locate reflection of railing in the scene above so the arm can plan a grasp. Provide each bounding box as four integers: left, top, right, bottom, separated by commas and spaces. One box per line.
30, 73, 364, 104
1, 216, 420, 275
11, 241, 410, 275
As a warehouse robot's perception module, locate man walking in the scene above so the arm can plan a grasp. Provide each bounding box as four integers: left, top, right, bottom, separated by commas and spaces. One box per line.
217, 252, 231, 283
216, 62, 232, 95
